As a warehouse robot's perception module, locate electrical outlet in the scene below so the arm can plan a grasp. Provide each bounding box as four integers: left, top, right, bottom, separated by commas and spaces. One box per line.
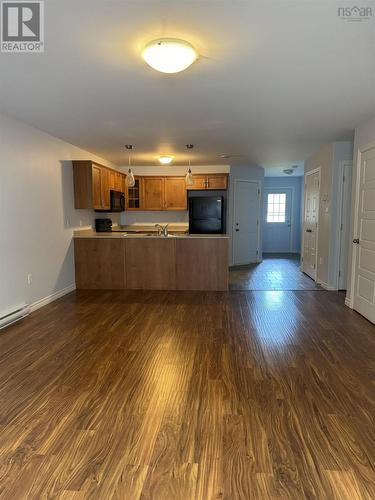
79, 220, 83, 227
27, 273, 32, 285
319, 257, 324, 265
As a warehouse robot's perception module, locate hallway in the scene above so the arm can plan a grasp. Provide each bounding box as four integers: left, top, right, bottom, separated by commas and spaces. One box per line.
229, 253, 322, 291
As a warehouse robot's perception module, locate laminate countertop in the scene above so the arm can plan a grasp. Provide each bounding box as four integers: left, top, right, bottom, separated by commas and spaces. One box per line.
73, 229, 229, 239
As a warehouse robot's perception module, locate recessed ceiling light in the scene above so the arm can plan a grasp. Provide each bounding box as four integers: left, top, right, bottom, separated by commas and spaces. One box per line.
142, 38, 198, 74
158, 155, 174, 165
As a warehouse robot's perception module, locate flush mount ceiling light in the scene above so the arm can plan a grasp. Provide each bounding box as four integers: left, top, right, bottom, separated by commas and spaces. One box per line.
142, 38, 198, 74
158, 155, 174, 165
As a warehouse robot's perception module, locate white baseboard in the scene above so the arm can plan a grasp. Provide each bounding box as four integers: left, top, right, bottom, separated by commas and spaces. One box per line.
345, 296, 353, 308
30, 283, 76, 313
316, 279, 337, 291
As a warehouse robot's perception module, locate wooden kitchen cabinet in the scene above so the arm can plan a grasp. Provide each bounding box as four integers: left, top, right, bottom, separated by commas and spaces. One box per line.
74, 238, 125, 289
127, 176, 142, 210
188, 176, 207, 190
206, 174, 228, 189
73, 161, 113, 210
188, 174, 228, 190
125, 238, 176, 289
142, 177, 165, 210
164, 177, 187, 210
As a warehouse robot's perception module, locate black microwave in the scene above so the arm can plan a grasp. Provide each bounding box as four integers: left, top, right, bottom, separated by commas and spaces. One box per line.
110, 190, 125, 212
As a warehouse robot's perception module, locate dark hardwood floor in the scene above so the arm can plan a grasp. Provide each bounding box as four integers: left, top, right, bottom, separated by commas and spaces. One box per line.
0, 290, 374, 499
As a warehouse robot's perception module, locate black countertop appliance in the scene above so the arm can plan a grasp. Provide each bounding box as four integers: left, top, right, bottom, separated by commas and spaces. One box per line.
189, 194, 225, 234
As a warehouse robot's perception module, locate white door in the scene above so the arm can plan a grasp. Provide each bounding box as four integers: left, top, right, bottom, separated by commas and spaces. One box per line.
263, 188, 293, 253
353, 147, 375, 324
233, 180, 260, 265
303, 169, 320, 280
338, 163, 352, 290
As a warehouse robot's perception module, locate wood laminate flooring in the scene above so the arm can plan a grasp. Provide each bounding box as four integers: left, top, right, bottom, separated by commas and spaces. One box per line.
229, 253, 322, 291
0, 290, 374, 499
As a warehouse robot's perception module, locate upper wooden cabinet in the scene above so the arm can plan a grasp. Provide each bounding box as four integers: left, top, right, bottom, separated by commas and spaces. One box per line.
164, 177, 187, 210
143, 177, 165, 210
73, 162, 227, 212
142, 177, 188, 211
187, 174, 228, 190
127, 176, 142, 210
73, 161, 125, 211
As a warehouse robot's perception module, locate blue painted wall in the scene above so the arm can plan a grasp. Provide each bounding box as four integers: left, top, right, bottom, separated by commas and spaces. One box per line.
263, 176, 303, 253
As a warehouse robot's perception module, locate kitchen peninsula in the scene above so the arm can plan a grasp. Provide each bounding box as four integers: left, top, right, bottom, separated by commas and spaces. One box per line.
74, 230, 229, 291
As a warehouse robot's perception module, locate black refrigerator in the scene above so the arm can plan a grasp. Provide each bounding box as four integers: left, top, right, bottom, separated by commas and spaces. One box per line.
189, 196, 225, 234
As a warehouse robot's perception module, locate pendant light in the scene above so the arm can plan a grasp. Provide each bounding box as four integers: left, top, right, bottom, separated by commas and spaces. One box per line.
125, 145, 135, 188
185, 144, 194, 186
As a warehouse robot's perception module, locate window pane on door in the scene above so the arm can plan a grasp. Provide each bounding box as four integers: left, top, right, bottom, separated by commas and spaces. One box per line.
267, 193, 286, 223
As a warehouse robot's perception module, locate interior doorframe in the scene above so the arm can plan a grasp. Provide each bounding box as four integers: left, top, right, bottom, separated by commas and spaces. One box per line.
335, 160, 353, 290
232, 179, 262, 264
348, 140, 375, 309
301, 167, 321, 281
263, 186, 295, 253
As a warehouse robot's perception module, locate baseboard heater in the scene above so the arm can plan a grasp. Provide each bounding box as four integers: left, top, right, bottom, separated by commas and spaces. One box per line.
0, 305, 30, 330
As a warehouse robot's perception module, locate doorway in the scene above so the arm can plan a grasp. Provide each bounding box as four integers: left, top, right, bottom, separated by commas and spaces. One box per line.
263, 188, 293, 252
232, 179, 261, 266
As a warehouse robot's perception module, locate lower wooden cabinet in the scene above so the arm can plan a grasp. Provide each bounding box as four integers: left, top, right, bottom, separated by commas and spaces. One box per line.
176, 238, 229, 291
74, 237, 229, 291
125, 238, 176, 289
74, 239, 125, 289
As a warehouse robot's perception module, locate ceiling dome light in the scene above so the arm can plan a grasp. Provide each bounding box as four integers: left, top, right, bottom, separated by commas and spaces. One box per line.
158, 155, 174, 165
142, 38, 198, 74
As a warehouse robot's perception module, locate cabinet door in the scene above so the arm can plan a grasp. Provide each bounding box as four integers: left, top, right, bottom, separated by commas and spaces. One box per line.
127, 177, 142, 210
92, 165, 102, 209
189, 176, 207, 190
207, 175, 228, 189
115, 172, 123, 191
143, 177, 164, 210
101, 168, 110, 210
164, 177, 187, 210
108, 170, 116, 191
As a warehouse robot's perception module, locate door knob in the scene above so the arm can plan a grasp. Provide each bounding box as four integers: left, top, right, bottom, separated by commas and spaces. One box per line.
235, 229, 240, 232
353, 238, 360, 244
306, 229, 312, 233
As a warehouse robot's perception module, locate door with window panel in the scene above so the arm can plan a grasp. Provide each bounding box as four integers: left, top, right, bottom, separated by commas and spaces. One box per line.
263, 189, 292, 252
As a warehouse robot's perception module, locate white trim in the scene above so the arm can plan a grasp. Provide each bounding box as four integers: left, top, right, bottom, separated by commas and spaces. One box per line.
345, 296, 353, 308
263, 186, 295, 252
29, 283, 76, 313
316, 279, 336, 291
348, 139, 375, 307
232, 179, 261, 265
335, 160, 353, 290
302, 167, 321, 281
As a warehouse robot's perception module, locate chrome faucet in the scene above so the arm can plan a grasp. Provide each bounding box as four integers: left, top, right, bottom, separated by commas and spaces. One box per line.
155, 223, 169, 237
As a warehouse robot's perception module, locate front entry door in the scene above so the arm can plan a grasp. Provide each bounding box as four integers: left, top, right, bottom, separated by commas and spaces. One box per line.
303, 170, 320, 280
353, 147, 375, 324
263, 188, 293, 253
233, 180, 260, 265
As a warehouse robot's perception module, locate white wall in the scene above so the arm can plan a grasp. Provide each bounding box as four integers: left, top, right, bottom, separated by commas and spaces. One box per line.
0, 112, 119, 315
228, 165, 264, 265
346, 115, 375, 304
304, 141, 353, 289
119, 165, 230, 226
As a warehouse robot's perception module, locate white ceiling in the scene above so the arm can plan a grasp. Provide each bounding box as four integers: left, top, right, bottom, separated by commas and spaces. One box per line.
264, 161, 304, 177
0, 1, 373, 166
